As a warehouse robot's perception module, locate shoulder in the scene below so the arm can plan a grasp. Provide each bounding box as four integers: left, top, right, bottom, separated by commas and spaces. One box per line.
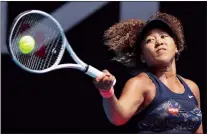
126, 72, 153, 85
180, 76, 200, 94
179, 76, 201, 106
124, 72, 154, 93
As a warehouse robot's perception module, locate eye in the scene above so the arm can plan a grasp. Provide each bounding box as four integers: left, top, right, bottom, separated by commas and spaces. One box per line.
146, 38, 154, 44
161, 35, 168, 39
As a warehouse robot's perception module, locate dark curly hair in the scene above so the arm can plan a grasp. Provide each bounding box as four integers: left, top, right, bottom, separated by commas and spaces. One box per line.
103, 12, 186, 67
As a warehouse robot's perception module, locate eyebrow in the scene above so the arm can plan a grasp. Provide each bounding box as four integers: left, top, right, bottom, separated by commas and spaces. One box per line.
147, 32, 169, 37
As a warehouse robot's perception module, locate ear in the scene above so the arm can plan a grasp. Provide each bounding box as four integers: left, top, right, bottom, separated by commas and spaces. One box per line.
175, 46, 178, 54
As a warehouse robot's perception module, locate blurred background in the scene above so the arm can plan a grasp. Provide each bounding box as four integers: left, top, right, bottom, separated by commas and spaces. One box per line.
1, 1, 207, 133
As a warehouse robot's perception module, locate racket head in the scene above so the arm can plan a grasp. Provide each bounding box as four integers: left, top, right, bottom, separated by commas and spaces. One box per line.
8, 10, 67, 73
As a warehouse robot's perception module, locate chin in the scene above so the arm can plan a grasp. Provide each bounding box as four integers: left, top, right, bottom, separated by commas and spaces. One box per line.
154, 56, 175, 67
146, 54, 176, 67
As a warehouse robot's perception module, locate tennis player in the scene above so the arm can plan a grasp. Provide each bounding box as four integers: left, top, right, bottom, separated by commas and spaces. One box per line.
93, 12, 203, 134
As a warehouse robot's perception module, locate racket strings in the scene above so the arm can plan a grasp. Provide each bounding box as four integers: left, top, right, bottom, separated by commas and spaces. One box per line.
40, 29, 60, 70
28, 14, 46, 70
12, 13, 42, 67
44, 32, 61, 69
21, 14, 41, 68
10, 13, 64, 71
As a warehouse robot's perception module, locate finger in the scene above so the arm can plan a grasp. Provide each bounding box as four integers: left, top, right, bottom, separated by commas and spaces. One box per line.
108, 74, 114, 85
107, 76, 114, 86
103, 69, 110, 75
105, 72, 111, 76
96, 73, 105, 82
102, 69, 108, 73
101, 74, 109, 82
106, 73, 113, 80
101, 75, 110, 85
111, 76, 116, 85
107, 75, 114, 86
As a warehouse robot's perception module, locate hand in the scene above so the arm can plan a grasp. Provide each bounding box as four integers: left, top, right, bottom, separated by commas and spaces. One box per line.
93, 69, 115, 90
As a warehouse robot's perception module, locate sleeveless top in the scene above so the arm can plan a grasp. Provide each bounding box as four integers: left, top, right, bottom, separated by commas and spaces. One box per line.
135, 72, 202, 134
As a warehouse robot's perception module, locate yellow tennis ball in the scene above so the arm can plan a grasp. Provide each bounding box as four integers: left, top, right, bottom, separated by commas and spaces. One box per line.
19, 35, 35, 54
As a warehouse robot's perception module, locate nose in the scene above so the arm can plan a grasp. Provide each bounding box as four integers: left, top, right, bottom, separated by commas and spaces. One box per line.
155, 38, 164, 48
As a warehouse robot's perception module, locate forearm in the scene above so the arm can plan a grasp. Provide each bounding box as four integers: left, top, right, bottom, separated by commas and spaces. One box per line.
102, 94, 128, 126
94, 70, 142, 126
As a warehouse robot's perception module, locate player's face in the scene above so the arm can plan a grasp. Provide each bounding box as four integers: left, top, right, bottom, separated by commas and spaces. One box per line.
141, 28, 178, 67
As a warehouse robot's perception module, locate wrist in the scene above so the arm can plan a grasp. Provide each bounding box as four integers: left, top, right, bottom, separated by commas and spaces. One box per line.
98, 87, 114, 98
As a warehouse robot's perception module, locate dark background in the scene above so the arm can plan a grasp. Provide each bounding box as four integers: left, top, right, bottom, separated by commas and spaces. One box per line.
1, 1, 207, 133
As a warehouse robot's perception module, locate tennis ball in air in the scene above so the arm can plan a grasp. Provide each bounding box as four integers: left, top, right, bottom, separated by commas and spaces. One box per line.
19, 35, 35, 54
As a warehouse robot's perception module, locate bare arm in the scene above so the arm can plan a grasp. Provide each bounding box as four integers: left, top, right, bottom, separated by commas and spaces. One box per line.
184, 78, 203, 134
102, 76, 147, 126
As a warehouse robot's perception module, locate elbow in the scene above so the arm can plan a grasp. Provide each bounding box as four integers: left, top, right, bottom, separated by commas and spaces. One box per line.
108, 117, 128, 126
110, 120, 126, 126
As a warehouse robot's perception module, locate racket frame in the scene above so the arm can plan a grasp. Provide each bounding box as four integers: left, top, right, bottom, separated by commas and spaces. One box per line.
8, 10, 116, 85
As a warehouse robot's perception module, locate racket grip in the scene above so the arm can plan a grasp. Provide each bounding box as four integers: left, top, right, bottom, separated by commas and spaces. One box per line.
85, 65, 116, 86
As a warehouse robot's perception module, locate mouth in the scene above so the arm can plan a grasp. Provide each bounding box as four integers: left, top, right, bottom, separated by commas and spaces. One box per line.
157, 48, 166, 53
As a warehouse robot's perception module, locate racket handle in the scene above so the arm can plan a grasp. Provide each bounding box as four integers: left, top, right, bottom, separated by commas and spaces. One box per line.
85, 65, 116, 86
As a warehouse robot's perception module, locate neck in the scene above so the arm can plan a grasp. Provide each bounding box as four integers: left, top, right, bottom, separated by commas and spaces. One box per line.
150, 59, 177, 79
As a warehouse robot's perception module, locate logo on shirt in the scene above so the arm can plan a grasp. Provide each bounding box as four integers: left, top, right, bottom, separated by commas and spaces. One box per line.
188, 95, 193, 98
168, 107, 179, 115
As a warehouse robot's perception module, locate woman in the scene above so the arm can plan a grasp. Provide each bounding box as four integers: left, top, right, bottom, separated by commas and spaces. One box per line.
93, 12, 203, 134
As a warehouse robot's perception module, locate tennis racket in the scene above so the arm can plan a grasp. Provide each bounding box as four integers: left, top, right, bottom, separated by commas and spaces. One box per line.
8, 10, 116, 86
